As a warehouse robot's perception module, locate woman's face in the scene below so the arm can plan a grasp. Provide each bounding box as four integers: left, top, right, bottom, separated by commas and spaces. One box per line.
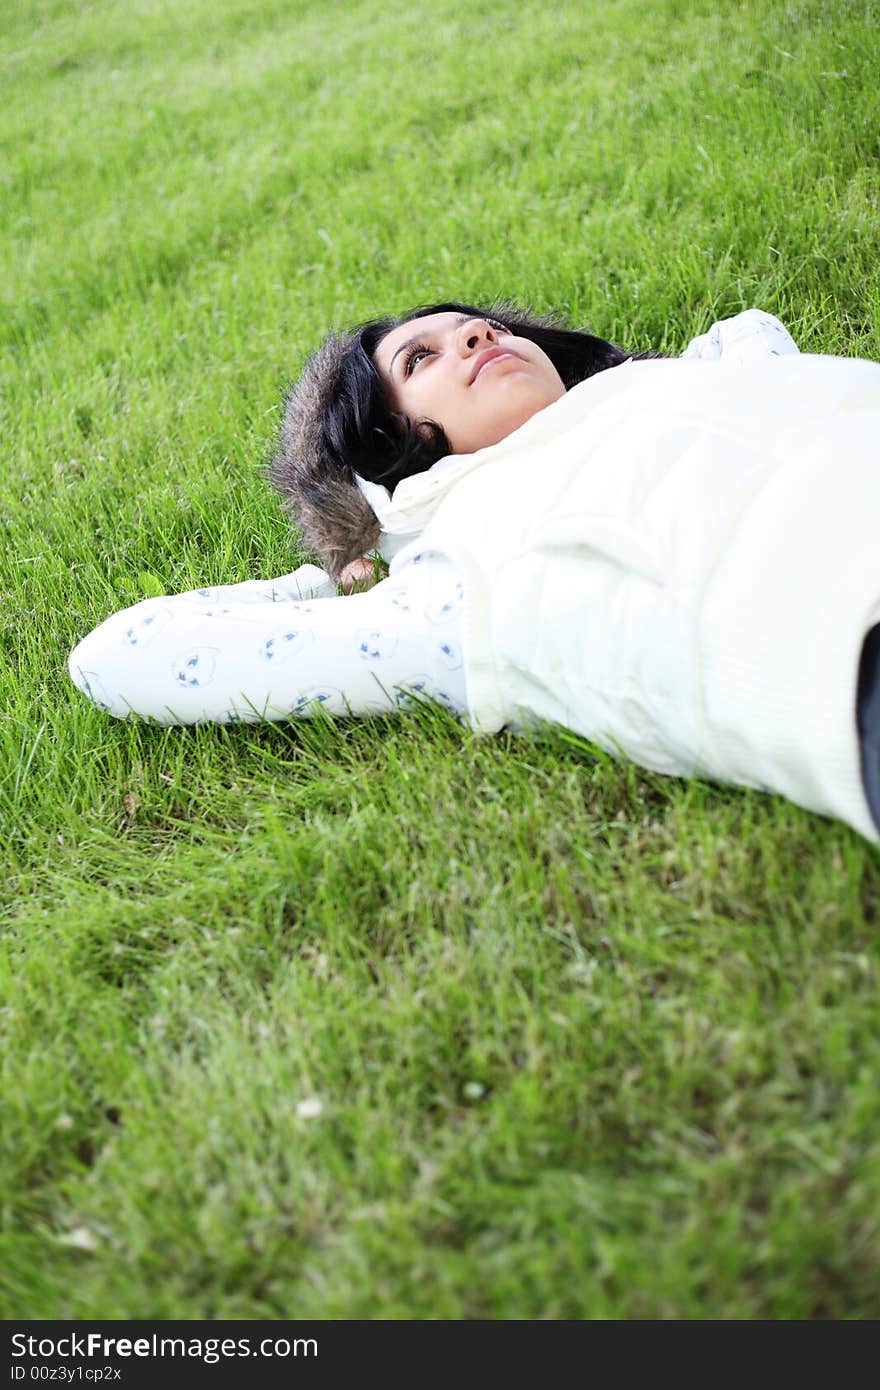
373, 311, 566, 455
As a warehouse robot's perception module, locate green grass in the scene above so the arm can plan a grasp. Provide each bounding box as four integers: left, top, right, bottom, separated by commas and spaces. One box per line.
2, 0, 880, 1319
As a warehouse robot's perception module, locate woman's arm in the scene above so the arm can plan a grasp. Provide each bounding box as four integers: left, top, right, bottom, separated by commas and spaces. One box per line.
68, 554, 466, 725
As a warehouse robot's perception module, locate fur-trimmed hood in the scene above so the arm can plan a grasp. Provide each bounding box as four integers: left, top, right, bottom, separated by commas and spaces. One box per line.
267, 332, 381, 581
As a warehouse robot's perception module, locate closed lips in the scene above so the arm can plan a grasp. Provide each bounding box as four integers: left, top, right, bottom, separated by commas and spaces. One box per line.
469, 347, 520, 383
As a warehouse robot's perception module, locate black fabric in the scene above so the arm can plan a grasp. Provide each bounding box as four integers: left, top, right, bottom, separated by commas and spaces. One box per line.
856, 621, 880, 834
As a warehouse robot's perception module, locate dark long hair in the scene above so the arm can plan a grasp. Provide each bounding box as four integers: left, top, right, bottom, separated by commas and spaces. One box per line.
319, 299, 641, 492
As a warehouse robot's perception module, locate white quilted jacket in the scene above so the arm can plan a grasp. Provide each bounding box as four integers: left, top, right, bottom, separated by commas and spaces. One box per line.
383, 353, 880, 841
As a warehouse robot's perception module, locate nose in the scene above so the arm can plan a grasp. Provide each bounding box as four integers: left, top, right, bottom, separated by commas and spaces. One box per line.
456, 318, 498, 355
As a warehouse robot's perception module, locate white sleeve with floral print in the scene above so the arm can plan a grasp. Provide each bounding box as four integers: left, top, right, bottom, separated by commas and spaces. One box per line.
69, 551, 467, 725
680, 308, 800, 363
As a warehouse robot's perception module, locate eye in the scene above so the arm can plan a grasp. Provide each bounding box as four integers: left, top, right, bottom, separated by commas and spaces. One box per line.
402, 341, 433, 376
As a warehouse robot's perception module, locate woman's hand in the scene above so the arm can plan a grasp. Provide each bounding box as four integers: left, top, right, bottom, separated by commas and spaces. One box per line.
339, 557, 381, 593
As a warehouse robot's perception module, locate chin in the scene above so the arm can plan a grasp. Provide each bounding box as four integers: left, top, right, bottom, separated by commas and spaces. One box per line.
471, 410, 543, 452
504, 391, 557, 433
454, 386, 562, 453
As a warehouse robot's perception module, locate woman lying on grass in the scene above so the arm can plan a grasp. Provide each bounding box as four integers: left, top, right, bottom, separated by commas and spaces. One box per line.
69, 302, 880, 844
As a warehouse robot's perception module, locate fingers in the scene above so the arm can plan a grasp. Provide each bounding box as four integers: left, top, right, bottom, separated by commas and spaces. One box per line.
339, 557, 380, 593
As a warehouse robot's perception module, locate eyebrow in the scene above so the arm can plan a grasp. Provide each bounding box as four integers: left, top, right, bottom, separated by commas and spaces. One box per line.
387, 314, 475, 376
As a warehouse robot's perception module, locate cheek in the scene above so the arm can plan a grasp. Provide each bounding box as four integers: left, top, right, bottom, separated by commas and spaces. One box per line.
404, 375, 458, 424
519, 342, 563, 386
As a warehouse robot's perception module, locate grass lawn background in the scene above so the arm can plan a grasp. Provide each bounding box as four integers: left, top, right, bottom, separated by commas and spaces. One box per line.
2, 0, 879, 1318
